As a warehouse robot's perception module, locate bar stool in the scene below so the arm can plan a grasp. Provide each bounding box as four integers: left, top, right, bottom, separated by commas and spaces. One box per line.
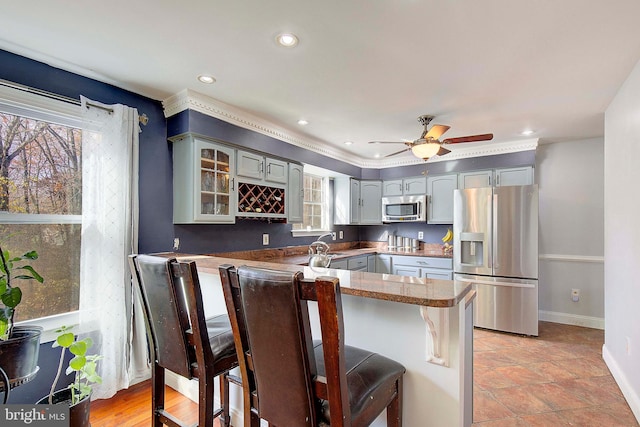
219, 264, 405, 427
129, 255, 240, 427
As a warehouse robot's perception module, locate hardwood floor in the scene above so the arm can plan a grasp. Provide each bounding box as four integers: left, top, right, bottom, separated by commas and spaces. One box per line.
90, 380, 212, 427
90, 322, 638, 426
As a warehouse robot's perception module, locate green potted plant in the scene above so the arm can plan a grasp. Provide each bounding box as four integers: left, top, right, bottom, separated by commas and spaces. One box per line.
0, 245, 44, 394
37, 325, 102, 427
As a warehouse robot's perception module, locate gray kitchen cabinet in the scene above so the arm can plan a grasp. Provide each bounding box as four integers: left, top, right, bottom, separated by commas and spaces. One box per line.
375, 254, 392, 274
287, 162, 304, 223
382, 176, 427, 197
367, 255, 376, 272
426, 174, 457, 224
391, 255, 453, 279
347, 255, 368, 271
334, 178, 382, 225
171, 135, 236, 224
458, 170, 492, 189
329, 258, 348, 270
495, 166, 534, 187
458, 167, 534, 189
237, 150, 288, 184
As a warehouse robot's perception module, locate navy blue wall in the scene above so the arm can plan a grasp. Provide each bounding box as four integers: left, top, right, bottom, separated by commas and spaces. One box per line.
0, 49, 172, 255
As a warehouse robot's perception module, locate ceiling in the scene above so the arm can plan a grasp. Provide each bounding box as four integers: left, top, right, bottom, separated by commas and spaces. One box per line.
2, 1, 640, 167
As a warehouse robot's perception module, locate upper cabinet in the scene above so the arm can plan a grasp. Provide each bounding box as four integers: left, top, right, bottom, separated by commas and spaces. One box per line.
426, 174, 457, 224
458, 166, 534, 189
237, 150, 288, 184
287, 163, 304, 223
382, 176, 427, 197
335, 178, 382, 225
172, 135, 236, 224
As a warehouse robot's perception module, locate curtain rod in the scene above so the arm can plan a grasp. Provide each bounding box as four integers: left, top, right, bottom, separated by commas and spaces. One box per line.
0, 78, 148, 126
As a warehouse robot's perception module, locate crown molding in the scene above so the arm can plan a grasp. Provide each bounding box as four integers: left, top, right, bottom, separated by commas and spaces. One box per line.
162, 89, 538, 169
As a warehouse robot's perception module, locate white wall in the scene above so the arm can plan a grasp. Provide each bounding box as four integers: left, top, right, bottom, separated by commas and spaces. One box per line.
536, 138, 605, 328
603, 58, 640, 422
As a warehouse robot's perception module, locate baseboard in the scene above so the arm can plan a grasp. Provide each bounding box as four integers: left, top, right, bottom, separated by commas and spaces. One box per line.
539, 310, 604, 329
602, 344, 640, 424
165, 370, 245, 425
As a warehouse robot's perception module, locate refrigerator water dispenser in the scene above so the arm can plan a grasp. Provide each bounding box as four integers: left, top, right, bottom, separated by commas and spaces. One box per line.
460, 232, 484, 266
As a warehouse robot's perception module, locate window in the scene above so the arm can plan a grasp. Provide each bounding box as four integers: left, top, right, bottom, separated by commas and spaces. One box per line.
292, 172, 331, 235
0, 88, 83, 327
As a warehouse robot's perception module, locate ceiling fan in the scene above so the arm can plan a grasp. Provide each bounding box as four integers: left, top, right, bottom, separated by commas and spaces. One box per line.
369, 115, 493, 160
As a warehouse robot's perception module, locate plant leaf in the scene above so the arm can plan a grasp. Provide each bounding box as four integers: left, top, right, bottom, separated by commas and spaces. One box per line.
55, 332, 75, 348
69, 355, 86, 371
1, 287, 22, 308
22, 251, 38, 260
16, 266, 44, 283
69, 340, 87, 356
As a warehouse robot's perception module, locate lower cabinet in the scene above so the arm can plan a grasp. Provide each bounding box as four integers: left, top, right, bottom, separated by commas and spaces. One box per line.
391, 255, 453, 279
331, 253, 452, 279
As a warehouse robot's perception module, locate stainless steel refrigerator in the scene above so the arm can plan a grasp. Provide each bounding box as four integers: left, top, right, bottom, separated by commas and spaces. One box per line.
453, 184, 539, 336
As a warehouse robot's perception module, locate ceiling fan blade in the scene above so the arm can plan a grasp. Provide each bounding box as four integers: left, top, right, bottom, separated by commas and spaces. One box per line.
442, 133, 493, 144
368, 140, 406, 144
422, 124, 450, 140
384, 148, 411, 158
437, 146, 451, 156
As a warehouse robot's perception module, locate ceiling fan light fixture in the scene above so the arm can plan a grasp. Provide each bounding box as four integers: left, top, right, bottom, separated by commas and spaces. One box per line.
411, 142, 441, 160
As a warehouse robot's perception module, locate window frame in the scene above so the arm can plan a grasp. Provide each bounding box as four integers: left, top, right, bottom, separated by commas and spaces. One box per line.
0, 82, 83, 342
291, 171, 333, 237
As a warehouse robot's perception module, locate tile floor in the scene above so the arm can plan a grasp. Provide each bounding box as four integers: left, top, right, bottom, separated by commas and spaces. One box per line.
473, 321, 638, 426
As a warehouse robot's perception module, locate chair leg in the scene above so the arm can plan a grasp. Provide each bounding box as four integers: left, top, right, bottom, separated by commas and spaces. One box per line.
199, 373, 215, 427
220, 373, 231, 427
386, 377, 403, 427
152, 363, 165, 427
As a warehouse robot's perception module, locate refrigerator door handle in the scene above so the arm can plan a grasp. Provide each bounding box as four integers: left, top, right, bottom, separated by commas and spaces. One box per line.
492, 192, 498, 269
456, 277, 536, 289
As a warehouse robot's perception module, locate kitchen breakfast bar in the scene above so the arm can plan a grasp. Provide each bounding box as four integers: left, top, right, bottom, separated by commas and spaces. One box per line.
163, 254, 476, 427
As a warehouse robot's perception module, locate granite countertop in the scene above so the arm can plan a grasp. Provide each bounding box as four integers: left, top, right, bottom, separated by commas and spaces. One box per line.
159, 251, 470, 308
212, 241, 452, 266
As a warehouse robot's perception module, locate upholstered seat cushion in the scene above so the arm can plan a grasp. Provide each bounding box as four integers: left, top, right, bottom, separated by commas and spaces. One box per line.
204, 314, 237, 370
314, 342, 406, 426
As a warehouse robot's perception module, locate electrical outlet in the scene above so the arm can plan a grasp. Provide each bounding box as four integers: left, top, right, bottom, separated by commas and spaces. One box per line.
339, 230, 344, 239
332, 232, 337, 240
262, 233, 269, 245
173, 238, 180, 251
571, 289, 580, 302
418, 231, 424, 240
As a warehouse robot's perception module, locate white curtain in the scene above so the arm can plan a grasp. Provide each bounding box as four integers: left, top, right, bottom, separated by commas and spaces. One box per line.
79, 96, 148, 399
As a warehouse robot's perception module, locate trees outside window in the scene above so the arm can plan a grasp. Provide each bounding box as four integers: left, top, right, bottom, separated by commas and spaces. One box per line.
0, 111, 82, 322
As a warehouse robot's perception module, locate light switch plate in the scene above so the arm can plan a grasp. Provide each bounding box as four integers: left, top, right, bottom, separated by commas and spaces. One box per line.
262, 233, 269, 245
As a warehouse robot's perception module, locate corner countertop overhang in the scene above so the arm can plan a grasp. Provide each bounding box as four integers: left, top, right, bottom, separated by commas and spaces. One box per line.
156, 252, 471, 308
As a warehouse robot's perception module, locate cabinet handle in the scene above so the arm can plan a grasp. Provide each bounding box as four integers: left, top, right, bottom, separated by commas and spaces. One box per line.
231, 178, 235, 191
260, 162, 264, 173
418, 261, 429, 265
267, 164, 271, 174
496, 175, 500, 186
489, 176, 492, 186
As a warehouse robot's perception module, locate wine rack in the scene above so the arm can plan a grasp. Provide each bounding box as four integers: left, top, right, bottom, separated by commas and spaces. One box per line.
237, 182, 286, 218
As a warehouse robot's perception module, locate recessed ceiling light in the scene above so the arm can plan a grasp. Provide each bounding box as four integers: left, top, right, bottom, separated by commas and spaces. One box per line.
297, 119, 308, 125
197, 74, 216, 84
521, 129, 535, 136
374, 153, 381, 158
276, 33, 299, 48
344, 141, 353, 145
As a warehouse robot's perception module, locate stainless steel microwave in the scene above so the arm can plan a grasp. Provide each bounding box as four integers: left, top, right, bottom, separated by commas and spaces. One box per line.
382, 195, 427, 222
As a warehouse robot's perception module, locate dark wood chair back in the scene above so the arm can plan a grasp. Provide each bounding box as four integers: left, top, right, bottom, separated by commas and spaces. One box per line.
130, 255, 238, 427
219, 264, 404, 427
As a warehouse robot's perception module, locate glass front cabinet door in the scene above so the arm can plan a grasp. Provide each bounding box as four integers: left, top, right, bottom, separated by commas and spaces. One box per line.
172, 135, 236, 224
